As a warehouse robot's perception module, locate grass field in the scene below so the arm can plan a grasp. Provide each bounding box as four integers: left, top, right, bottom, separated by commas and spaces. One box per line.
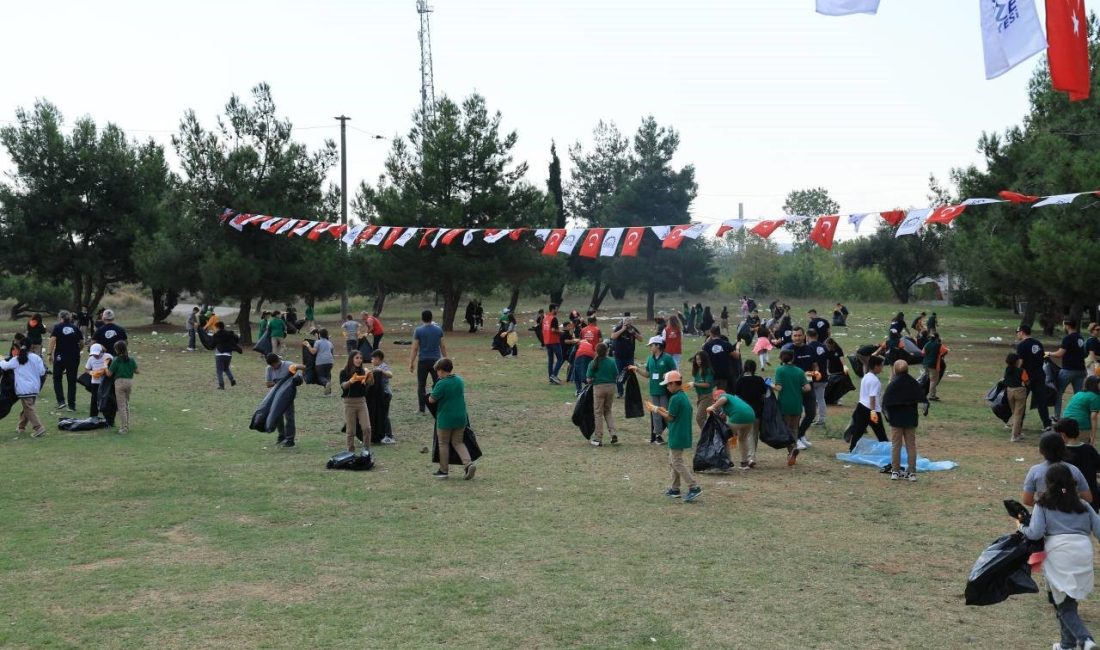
0, 297, 1089, 649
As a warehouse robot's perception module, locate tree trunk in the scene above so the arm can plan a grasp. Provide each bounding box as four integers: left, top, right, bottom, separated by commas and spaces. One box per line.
1068, 302, 1084, 328
441, 288, 461, 332
71, 275, 84, 315
237, 297, 254, 345
549, 285, 564, 307
646, 289, 655, 322
1040, 300, 1059, 337
1019, 300, 1037, 331
151, 287, 179, 324
589, 281, 612, 311
90, 282, 108, 315
507, 286, 520, 313
9, 302, 28, 320
372, 282, 388, 316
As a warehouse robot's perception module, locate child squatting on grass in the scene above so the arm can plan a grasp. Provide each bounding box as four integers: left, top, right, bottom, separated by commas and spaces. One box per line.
646, 370, 701, 502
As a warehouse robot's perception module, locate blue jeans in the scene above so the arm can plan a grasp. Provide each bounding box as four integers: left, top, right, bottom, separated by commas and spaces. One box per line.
615, 357, 633, 397
546, 343, 564, 379
1056, 369, 1087, 418
573, 356, 591, 393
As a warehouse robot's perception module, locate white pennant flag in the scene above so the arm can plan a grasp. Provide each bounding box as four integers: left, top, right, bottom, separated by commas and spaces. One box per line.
849, 213, 871, 232
962, 197, 1004, 206
980, 0, 1046, 80
259, 217, 281, 231
463, 230, 478, 246
682, 223, 708, 239
366, 226, 390, 246
1032, 192, 1087, 208
895, 208, 932, 237
484, 229, 512, 243
276, 219, 299, 235
783, 215, 813, 222
557, 227, 586, 255
534, 228, 551, 241
601, 227, 624, 257
341, 225, 366, 245
431, 228, 450, 248
229, 214, 250, 231
292, 220, 318, 236
650, 226, 671, 241
816, 0, 880, 15
394, 227, 418, 247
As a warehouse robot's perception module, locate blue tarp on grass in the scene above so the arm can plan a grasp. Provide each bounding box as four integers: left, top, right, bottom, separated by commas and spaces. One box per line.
835, 438, 958, 472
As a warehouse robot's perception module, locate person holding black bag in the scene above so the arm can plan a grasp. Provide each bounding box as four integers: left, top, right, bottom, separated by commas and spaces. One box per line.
428, 358, 475, 480
339, 351, 373, 456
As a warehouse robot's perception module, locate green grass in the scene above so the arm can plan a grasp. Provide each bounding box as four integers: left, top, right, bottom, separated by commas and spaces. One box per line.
0, 298, 1086, 648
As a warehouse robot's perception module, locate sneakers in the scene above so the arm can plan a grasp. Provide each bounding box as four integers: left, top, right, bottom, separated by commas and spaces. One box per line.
653, 435, 665, 445
463, 463, 476, 480
549, 376, 562, 385
796, 438, 809, 451
31, 429, 46, 438
230, 379, 237, 387
812, 419, 825, 427
880, 464, 894, 474
432, 470, 449, 479
683, 486, 702, 502
1081, 638, 1097, 650
786, 448, 800, 466
800, 436, 813, 448
217, 385, 225, 390
381, 436, 396, 444
890, 471, 902, 481
908, 471, 917, 482
590, 439, 603, 447
748, 460, 756, 469
664, 488, 681, 498
55, 402, 66, 410
610, 435, 619, 445
281, 441, 295, 449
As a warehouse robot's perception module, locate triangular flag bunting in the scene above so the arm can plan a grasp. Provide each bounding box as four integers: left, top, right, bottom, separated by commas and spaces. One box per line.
484, 229, 512, 243
462, 230, 477, 246
276, 219, 299, 235
431, 228, 451, 248
229, 213, 250, 231
662, 225, 691, 250
395, 227, 418, 247
962, 197, 1004, 206
341, 225, 366, 245
998, 190, 1040, 204
366, 226, 390, 246
849, 213, 871, 232
879, 210, 906, 227
534, 229, 551, 241
219, 208, 236, 224
1032, 192, 1087, 208
508, 229, 525, 241
291, 220, 317, 237
419, 228, 439, 248
715, 219, 745, 238
650, 225, 671, 241
440, 229, 465, 246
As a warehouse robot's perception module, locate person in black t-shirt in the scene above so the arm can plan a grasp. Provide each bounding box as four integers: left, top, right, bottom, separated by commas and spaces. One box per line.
732, 359, 767, 469
807, 309, 830, 341
1016, 325, 1052, 431
807, 329, 829, 426
781, 327, 819, 447
92, 309, 128, 356
1050, 320, 1088, 419
1058, 418, 1100, 511
46, 310, 83, 411
703, 325, 739, 392
611, 315, 640, 398
1086, 322, 1100, 371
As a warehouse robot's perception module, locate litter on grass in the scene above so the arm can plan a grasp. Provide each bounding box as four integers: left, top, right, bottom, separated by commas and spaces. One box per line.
835, 439, 958, 472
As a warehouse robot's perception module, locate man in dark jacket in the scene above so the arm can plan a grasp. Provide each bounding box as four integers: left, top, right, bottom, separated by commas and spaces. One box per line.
882, 360, 929, 482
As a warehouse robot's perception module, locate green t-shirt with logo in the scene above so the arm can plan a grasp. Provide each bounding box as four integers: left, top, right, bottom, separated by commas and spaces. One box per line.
775, 364, 807, 417
666, 390, 693, 449
693, 370, 715, 397
431, 374, 468, 430
720, 394, 756, 425
645, 354, 678, 397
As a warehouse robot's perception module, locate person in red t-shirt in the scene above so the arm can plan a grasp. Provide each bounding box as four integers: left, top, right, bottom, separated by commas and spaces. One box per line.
663, 314, 683, 369
580, 317, 602, 348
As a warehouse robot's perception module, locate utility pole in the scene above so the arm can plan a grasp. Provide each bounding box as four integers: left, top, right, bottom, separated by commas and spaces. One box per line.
417, 0, 436, 133
335, 115, 351, 320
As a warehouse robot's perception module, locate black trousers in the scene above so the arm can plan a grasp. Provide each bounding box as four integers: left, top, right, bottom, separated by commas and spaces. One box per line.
1028, 381, 1053, 428
373, 334, 383, 350
90, 383, 115, 426
53, 357, 78, 408
798, 390, 817, 438
845, 403, 887, 451
417, 359, 439, 412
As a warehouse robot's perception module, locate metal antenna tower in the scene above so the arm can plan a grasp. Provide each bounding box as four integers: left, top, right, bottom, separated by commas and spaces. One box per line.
417, 0, 436, 128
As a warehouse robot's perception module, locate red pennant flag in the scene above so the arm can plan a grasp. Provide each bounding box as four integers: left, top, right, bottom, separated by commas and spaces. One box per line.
441, 229, 466, 245
307, 222, 331, 241
328, 224, 347, 239
809, 216, 840, 250
926, 204, 967, 226
382, 227, 405, 250
355, 225, 379, 244
661, 225, 691, 250
419, 228, 439, 248
749, 219, 785, 238
483, 228, 500, 238
998, 190, 1041, 204
879, 210, 906, 227
219, 208, 236, 224
243, 214, 267, 226
620, 227, 646, 257
541, 229, 566, 256
1047, 0, 1090, 101
509, 228, 525, 241
578, 228, 606, 258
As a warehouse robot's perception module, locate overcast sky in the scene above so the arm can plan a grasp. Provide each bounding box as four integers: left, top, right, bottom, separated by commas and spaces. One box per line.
0, 1, 1059, 240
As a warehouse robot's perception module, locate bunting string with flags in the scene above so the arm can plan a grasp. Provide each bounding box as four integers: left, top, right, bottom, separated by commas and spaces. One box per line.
214, 187, 1100, 257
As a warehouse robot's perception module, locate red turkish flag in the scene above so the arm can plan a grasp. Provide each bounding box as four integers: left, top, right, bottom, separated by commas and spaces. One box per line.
998, 190, 1041, 204
262, 218, 289, 233
879, 210, 906, 227
306, 222, 329, 241
328, 224, 347, 239
382, 227, 405, 250
509, 228, 525, 240
541, 229, 566, 256
419, 228, 439, 248
749, 219, 785, 239
620, 227, 647, 257
809, 216, 840, 250
355, 225, 379, 244
579, 228, 606, 258
1047, 0, 1090, 101
926, 204, 967, 226
662, 225, 690, 250
441, 229, 465, 245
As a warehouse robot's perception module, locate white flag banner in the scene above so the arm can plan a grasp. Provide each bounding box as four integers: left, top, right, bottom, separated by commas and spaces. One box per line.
276, 219, 299, 235
816, 0, 880, 15
849, 213, 872, 232
463, 229, 478, 246
719, 219, 746, 234
682, 223, 708, 239
650, 225, 671, 241
534, 228, 551, 241
557, 227, 586, 255
341, 225, 365, 245
1032, 192, 1087, 208
229, 214, 250, 231
962, 197, 1004, 206
292, 220, 318, 236
601, 227, 624, 257
484, 229, 512, 243
244, 215, 268, 226
980, 0, 1047, 79
431, 228, 450, 248
259, 217, 281, 231
366, 226, 390, 246
394, 227, 418, 247
784, 215, 813, 222
895, 208, 932, 237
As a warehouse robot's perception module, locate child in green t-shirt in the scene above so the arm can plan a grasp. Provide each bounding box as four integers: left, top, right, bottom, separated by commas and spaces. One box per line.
648, 370, 701, 502
427, 358, 475, 480
773, 349, 808, 467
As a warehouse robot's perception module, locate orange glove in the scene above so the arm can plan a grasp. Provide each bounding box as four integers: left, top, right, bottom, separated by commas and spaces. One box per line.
870, 411, 879, 424
812, 371, 822, 381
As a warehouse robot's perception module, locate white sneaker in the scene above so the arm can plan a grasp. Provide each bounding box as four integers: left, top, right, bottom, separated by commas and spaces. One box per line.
812, 419, 825, 426
799, 436, 812, 448
795, 438, 808, 451
1081, 639, 1097, 650
381, 436, 396, 444
890, 471, 902, 481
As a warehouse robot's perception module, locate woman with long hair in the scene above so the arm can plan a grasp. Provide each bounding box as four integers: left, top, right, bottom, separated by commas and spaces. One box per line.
338, 351, 373, 455
1019, 462, 1100, 650
0, 334, 47, 437
586, 342, 618, 446
663, 315, 683, 369
690, 351, 715, 430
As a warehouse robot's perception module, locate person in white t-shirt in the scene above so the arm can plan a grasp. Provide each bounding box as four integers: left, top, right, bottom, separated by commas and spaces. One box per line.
843, 354, 888, 452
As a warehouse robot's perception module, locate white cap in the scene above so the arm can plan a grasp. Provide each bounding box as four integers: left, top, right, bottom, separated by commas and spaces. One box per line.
90, 343, 105, 355
102, 309, 115, 321
648, 336, 665, 347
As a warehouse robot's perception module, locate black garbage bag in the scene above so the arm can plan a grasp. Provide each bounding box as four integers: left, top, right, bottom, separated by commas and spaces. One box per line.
326, 450, 374, 471
572, 384, 595, 440
986, 381, 1011, 423
759, 392, 796, 449
249, 375, 298, 432
0, 369, 16, 420
97, 376, 117, 420
57, 416, 109, 431
197, 327, 216, 351
431, 422, 484, 465
253, 331, 273, 356
356, 336, 374, 360
847, 354, 865, 378
693, 415, 733, 472
77, 372, 94, 393
824, 373, 855, 405
964, 532, 1041, 606
301, 338, 320, 386
622, 371, 644, 419
365, 370, 388, 444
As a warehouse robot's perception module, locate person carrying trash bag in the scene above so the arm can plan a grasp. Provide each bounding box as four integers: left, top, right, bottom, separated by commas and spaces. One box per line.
706, 388, 757, 470
843, 355, 889, 454
338, 351, 372, 456
1017, 463, 1100, 650
0, 336, 48, 438
85, 343, 115, 428
263, 353, 303, 449
627, 336, 677, 445
427, 358, 476, 480
586, 343, 618, 447
881, 360, 929, 482
645, 370, 701, 502
773, 349, 808, 467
